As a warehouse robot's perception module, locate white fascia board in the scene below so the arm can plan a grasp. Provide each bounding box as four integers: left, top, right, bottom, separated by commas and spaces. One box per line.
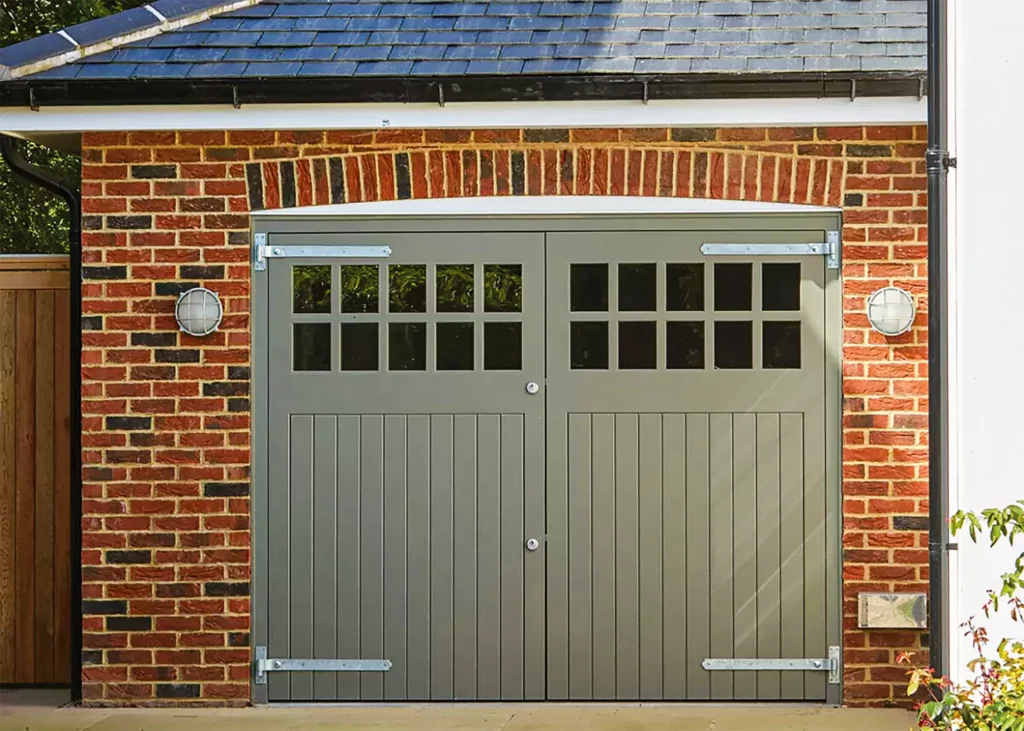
0, 96, 926, 134
252, 196, 838, 218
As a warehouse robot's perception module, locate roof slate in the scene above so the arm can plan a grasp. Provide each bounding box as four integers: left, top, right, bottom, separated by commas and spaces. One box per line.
5, 0, 927, 81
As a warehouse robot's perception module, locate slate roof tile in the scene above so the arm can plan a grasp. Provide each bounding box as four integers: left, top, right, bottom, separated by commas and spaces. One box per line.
8, 0, 926, 82
224, 47, 282, 61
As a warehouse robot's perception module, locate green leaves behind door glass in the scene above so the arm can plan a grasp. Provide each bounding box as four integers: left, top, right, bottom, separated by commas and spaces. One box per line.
341, 265, 380, 314
484, 264, 523, 312
293, 265, 331, 313
389, 264, 427, 313
436, 264, 474, 313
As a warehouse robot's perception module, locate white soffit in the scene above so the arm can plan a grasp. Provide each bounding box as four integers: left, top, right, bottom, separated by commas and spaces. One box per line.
0, 96, 926, 133
252, 196, 839, 218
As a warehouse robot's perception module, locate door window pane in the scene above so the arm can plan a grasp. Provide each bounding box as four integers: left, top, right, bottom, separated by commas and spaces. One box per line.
570, 321, 608, 369
437, 322, 474, 371
294, 323, 331, 371
714, 320, 752, 369
389, 265, 427, 313
340, 265, 379, 314
763, 321, 801, 369
618, 263, 656, 312
666, 263, 704, 311
570, 263, 608, 312
484, 322, 522, 370
484, 264, 523, 312
437, 264, 474, 313
293, 265, 331, 313
666, 321, 704, 369
714, 262, 752, 312
340, 323, 378, 371
389, 323, 426, 370
619, 321, 656, 369
762, 263, 801, 311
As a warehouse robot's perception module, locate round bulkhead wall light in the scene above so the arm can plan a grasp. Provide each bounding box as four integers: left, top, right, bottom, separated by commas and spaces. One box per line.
175, 287, 223, 337
866, 286, 916, 337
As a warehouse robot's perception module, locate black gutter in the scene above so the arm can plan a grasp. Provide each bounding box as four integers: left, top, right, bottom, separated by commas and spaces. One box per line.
1, 135, 82, 704
0, 71, 924, 108
925, 0, 950, 683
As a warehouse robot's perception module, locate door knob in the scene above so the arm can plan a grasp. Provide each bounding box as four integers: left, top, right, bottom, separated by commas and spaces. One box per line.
525, 382, 540, 395
525, 538, 540, 551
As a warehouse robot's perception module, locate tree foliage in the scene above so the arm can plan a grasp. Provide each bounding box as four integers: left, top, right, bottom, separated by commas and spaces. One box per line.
0, 0, 148, 254
901, 500, 1024, 730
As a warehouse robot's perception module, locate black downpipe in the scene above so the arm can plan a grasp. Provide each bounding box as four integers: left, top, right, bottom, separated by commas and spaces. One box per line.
1, 135, 83, 703
926, 0, 950, 681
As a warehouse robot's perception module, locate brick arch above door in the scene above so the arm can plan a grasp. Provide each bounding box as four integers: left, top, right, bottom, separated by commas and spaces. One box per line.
244, 145, 846, 213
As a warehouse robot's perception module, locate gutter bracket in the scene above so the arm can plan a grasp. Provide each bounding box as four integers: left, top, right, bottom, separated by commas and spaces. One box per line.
29, 87, 38, 112
849, 78, 857, 102
642, 81, 649, 105
232, 85, 241, 110
918, 76, 926, 101
438, 84, 445, 107
926, 148, 955, 173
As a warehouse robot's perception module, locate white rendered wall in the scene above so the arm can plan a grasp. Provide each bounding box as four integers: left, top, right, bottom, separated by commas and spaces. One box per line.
948, 0, 1024, 680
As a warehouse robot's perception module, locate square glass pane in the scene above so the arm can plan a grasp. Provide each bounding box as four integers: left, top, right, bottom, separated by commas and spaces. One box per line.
762, 263, 801, 311
666, 321, 705, 369
293, 323, 331, 371
714, 320, 753, 369
763, 321, 801, 369
388, 323, 426, 371
619, 321, 656, 369
714, 262, 752, 312
293, 265, 331, 313
570, 263, 608, 312
484, 264, 522, 312
484, 322, 522, 370
340, 265, 379, 313
618, 263, 656, 312
340, 323, 378, 371
666, 263, 704, 311
437, 322, 474, 371
570, 321, 608, 369
389, 265, 427, 313
437, 264, 474, 313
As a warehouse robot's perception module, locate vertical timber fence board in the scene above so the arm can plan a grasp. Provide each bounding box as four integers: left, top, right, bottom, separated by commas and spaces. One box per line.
0, 255, 72, 684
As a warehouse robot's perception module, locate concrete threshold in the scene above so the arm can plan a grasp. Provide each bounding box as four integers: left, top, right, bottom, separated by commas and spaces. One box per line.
0, 698, 918, 731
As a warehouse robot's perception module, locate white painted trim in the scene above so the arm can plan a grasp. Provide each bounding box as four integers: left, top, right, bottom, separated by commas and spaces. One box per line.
0, 96, 926, 134
252, 196, 839, 218
56, 30, 80, 48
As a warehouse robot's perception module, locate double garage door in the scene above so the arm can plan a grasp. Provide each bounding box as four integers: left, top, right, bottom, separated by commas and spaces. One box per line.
252, 215, 841, 704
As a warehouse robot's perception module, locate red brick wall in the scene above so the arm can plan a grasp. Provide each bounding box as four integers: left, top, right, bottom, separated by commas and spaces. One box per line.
78, 125, 928, 706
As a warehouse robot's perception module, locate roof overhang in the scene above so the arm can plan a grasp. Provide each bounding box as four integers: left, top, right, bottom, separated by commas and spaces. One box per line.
0, 96, 926, 136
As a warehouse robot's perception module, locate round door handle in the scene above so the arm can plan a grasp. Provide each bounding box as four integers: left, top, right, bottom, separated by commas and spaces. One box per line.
526, 382, 540, 395
525, 538, 540, 551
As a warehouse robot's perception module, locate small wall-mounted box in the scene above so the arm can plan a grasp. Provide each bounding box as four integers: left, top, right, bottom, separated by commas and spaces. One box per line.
858, 593, 928, 629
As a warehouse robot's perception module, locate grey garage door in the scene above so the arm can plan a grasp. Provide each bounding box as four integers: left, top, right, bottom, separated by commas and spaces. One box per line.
252, 216, 840, 704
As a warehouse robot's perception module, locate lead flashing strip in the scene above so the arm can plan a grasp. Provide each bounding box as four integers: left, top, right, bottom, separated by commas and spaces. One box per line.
6, 0, 262, 80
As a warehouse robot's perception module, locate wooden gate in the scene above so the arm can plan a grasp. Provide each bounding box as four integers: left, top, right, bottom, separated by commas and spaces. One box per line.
0, 255, 72, 684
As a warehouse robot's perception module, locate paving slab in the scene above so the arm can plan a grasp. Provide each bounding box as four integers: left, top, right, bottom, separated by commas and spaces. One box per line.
0, 698, 918, 731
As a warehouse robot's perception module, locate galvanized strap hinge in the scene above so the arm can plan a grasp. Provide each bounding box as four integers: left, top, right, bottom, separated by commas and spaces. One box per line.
702, 646, 841, 685
253, 646, 392, 685
701, 230, 840, 270
252, 234, 392, 272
